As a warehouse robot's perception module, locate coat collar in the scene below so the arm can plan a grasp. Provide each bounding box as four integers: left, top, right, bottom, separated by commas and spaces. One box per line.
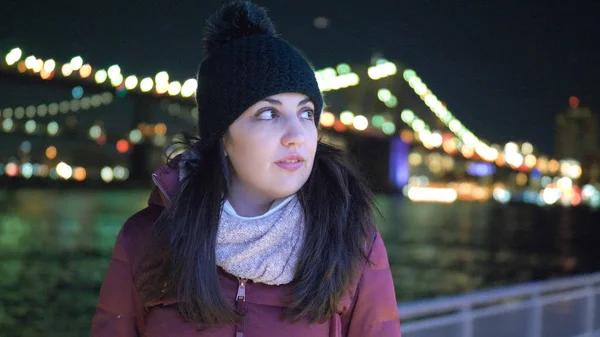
149, 154, 182, 207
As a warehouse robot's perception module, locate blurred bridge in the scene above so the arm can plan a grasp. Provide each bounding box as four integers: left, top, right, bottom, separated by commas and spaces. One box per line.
1, 47, 599, 207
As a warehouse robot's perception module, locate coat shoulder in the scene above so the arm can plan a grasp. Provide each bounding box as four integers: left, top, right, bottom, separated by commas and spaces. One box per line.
119, 204, 164, 261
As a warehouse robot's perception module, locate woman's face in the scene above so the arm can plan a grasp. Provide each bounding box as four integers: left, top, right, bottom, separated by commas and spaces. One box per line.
223, 92, 318, 201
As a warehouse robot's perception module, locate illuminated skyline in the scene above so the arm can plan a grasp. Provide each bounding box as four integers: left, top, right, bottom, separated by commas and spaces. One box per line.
2, 0, 600, 154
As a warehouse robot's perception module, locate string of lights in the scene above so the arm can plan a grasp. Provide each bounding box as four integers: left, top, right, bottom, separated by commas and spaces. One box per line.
367, 59, 397, 80
3, 47, 360, 101
3, 47, 198, 98
1, 138, 129, 183
315, 63, 360, 91
402, 69, 496, 157
1, 91, 114, 124
0, 158, 129, 183
399, 69, 576, 175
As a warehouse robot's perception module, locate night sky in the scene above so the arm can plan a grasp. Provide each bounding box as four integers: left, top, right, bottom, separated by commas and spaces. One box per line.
3, 0, 600, 155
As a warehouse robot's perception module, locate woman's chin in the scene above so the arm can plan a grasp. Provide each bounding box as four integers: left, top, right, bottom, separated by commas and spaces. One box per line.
267, 180, 306, 199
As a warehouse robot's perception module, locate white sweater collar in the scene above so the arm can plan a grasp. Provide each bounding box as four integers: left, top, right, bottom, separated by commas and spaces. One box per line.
222, 194, 297, 221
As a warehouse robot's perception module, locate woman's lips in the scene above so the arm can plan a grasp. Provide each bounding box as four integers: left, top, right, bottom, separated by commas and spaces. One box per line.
275, 154, 305, 172
275, 160, 304, 171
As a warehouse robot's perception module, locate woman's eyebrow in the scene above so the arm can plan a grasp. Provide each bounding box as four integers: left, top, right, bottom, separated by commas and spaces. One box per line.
262, 98, 312, 106
297, 98, 312, 106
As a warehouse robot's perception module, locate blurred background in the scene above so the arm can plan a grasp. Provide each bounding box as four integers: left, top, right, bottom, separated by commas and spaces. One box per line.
1, 1, 600, 336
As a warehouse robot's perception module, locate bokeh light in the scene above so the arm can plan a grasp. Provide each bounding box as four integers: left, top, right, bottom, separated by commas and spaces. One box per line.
46, 146, 57, 160
319, 111, 335, 127
353, 115, 368, 131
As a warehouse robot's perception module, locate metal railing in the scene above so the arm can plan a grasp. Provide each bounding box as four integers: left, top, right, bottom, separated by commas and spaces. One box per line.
397, 272, 600, 337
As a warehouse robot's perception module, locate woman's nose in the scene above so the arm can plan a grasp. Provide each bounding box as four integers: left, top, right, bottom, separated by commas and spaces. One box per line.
281, 119, 305, 147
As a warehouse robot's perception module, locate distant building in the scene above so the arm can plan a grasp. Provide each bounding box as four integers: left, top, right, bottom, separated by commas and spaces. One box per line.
580, 151, 600, 185
555, 97, 598, 163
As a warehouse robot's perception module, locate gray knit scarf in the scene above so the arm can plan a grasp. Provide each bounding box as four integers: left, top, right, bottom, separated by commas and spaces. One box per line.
215, 194, 305, 285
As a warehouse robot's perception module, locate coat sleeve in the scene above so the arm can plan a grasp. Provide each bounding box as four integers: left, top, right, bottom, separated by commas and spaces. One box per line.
345, 231, 402, 337
90, 228, 143, 337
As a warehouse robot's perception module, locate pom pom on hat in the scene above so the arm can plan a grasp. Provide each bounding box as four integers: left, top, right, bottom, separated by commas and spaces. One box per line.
203, 1, 278, 57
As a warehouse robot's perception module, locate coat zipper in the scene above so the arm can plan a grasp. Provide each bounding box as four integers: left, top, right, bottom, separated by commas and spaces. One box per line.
235, 277, 248, 337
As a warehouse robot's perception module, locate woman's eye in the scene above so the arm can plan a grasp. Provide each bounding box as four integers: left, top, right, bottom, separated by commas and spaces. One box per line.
301, 109, 314, 120
257, 109, 277, 120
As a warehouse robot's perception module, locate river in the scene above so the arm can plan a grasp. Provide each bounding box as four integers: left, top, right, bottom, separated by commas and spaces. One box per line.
1, 188, 598, 336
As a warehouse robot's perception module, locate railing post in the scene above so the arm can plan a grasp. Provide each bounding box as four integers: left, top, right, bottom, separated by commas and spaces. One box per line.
585, 284, 595, 334
530, 291, 542, 337
460, 305, 473, 337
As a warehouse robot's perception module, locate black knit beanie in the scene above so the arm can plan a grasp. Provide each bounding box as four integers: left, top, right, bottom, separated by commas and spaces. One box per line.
196, 1, 323, 149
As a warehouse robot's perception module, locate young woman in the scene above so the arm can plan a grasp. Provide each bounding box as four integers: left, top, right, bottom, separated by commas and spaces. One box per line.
90, 1, 401, 336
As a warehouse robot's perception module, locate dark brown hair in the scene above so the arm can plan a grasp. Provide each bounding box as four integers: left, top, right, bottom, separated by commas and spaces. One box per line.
139, 135, 376, 328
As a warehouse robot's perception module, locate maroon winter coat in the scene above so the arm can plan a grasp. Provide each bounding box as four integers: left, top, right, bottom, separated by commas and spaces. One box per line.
90, 158, 402, 337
